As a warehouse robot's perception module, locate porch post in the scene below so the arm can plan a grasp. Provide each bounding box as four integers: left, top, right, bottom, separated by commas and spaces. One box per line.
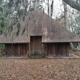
28, 43, 30, 57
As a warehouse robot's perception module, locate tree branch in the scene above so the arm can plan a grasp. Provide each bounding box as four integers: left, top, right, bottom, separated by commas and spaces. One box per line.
63, 0, 80, 11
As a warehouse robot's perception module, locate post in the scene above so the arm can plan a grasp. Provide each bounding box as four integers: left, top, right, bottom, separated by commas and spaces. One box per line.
42, 43, 43, 52
18, 44, 20, 56
28, 43, 30, 57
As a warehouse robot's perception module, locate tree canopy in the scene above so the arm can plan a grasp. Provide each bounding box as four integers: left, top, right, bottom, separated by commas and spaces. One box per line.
0, 0, 80, 36
63, 0, 80, 11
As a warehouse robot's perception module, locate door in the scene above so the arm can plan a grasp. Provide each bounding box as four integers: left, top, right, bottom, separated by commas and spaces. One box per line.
30, 36, 42, 52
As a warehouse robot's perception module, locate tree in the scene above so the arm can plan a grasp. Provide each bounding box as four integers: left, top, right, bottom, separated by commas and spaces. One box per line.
63, 1, 68, 28
63, 0, 80, 11
0, 5, 9, 35
66, 7, 80, 50
2, 0, 45, 35
3, 0, 80, 36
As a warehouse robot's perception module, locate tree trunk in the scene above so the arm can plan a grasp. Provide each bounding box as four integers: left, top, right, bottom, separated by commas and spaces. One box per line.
63, 1, 80, 51
63, 1, 68, 29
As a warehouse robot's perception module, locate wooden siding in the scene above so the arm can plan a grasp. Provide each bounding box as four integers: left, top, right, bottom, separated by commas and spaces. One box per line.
5, 44, 28, 56
30, 36, 42, 52
5, 42, 70, 57
44, 43, 70, 56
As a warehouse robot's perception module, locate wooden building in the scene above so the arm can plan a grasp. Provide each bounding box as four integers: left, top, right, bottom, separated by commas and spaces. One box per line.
0, 10, 80, 57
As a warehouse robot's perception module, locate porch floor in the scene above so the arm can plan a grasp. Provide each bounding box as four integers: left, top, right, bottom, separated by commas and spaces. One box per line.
46, 54, 80, 58
0, 54, 80, 59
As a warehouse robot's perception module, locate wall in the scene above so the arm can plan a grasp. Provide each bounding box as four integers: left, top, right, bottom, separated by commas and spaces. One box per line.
5, 42, 70, 57
44, 43, 70, 56
5, 43, 28, 56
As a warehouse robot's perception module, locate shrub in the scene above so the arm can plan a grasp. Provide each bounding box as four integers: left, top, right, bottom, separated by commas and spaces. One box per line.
0, 44, 5, 57
28, 51, 46, 58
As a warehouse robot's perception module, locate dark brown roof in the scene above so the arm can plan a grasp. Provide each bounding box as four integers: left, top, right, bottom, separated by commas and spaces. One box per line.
0, 9, 80, 43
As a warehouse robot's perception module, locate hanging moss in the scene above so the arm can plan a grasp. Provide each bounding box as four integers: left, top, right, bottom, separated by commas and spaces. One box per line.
23, 16, 25, 21
17, 22, 20, 28
21, 15, 31, 35
8, 26, 13, 36
7, 23, 13, 36
16, 22, 20, 36
10, 26, 13, 32
43, 9, 44, 16
31, 12, 34, 19
51, 0, 54, 17
21, 22, 29, 35
16, 29, 20, 36
26, 23, 28, 36
4, 32, 7, 37
29, 16, 31, 21
21, 28, 25, 35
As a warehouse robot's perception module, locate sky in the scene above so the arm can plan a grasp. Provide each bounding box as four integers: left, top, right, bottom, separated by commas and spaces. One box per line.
53, 0, 63, 18
43, 0, 63, 19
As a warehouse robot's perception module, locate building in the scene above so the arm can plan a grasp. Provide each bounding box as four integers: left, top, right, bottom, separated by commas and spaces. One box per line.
0, 10, 80, 57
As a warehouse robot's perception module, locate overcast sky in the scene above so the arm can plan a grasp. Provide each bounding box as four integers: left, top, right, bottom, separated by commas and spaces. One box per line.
53, 0, 63, 18
43, 0, 63, 18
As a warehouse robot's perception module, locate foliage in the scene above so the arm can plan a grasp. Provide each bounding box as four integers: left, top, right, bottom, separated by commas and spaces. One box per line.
0, 0, 80, 36
1, 0, 43, 36
0, 0, 56, 37
0, 44, 5, 57
63, 0, 80, 11
0, 5, 9, 35
68, 10, 80, 36
28, 51, 46, 58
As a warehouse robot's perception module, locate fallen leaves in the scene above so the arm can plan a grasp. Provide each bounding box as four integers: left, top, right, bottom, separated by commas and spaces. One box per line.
0, 58, 80, 80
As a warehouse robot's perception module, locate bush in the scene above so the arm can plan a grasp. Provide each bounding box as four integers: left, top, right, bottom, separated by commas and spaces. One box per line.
0, 44, 5, 57
0, 48, 5, 57
28, 51, 46, 58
